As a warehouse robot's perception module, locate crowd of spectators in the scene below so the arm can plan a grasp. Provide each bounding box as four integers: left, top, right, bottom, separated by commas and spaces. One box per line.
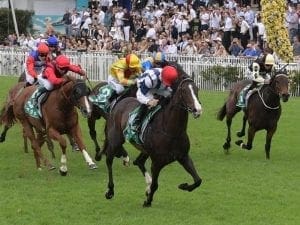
2, 0, 300, 60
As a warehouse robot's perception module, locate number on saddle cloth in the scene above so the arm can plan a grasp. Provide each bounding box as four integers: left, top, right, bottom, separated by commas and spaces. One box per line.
88, 84, 114, 113
236, 83, 264, 108
123, 105, 161, 145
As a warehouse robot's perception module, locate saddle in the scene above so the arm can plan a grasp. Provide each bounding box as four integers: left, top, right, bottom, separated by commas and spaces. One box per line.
236, 83, 263, 109
123, 105, 161, 145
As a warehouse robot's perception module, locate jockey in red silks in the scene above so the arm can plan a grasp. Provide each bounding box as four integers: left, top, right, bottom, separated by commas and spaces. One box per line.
33, 54, 86, 102
24, 43, 50, 87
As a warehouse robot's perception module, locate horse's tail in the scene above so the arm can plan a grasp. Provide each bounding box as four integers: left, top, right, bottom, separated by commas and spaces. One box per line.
0, 103, 16, 128
217, 102, 227, 121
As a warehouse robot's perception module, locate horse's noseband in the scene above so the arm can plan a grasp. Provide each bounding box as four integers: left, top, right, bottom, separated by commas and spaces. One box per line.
176, 77, 199, 112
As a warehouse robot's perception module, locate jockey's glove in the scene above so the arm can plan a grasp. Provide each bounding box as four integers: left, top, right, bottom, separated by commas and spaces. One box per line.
147, 99, 159, 108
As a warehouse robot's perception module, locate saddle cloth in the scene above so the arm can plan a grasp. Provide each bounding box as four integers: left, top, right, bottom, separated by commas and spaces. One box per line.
123, 105, 161, 145
88, 84, 114, 114
24, 89, 47, 118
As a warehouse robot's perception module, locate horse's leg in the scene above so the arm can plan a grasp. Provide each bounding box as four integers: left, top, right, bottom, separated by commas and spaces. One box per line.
20, 121, 43, 169
36, 132, 55, 170
237, 114, 247, 137
177, 154, 202, 192
0, 125, 9, 143
265, 127, 277, 160
235, 126, 256, 150
48, 128, 68, 176
133, 153, 151, 193
105, 149, 115, 199
22, 128, 29, 153
88, 116, 101, 154
71, 125, 97, 169
121, 146, 130, 166
45, 136, 55, 159
223, 117, 232, 150
143, 162, 163, 207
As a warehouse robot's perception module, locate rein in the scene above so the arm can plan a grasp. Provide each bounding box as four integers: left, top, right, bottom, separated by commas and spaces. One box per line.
175, 77, 196, 112
257, 74, 288, 110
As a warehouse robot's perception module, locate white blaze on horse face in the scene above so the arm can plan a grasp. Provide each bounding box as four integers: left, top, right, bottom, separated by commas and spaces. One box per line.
188, 84, 202, 115
84, 96, 92, 114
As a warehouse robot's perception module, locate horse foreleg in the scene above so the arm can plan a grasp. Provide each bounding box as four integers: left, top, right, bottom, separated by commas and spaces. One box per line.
177, 154, 202, 192
237, 114, 247, 137
143, 162, 162, 207
48, 128, 68, 176
265, 127, 277, 160
133, 153, 151, 192
105, 150, 115, 199
45, 136, 55, 159
71, 126, 97, 169
236, 126, 256, 150
88, 116, 101, 154
223, 117, 232, 150
22, 128, 29, 153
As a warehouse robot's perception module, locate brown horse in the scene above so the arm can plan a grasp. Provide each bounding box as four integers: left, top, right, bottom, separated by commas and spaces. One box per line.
98, 63, 203, 207
88, 81, 137, 163
10, 76, 97, 174
217, 73, 290, 159
0, 77, 55, 157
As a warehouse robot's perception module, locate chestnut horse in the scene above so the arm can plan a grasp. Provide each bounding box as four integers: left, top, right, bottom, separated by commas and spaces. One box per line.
10, 76, 97, 174
217, 73, 290, 159
98, 63, 203, 207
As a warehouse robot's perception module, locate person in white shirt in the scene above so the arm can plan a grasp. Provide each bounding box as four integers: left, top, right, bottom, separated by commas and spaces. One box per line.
239, 16, 250, 49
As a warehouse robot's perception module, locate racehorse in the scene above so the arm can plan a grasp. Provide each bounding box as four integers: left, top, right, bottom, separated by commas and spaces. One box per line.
9, 75, 97, 174
98, 62, 203, 207
88, 81, 137, 162
0, 77, 55, 157
217, 73, 290, 159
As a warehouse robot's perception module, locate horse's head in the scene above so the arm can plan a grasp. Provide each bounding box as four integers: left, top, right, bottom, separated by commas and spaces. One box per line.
270, 73, 290, 102
172, 75, 203, 118
69, 79, 92, 118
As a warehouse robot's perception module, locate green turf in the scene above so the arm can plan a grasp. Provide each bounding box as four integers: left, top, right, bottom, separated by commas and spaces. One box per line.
0, 76, 299, 225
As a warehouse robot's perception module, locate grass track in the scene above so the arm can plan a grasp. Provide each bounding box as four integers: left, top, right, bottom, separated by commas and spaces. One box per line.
0, 76, 299, 225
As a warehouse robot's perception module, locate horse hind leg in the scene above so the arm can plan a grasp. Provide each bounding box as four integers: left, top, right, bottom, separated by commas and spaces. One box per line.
177, 155, 202, 192
0, 125, 10, 142
133, 153, 151, 193
223, 117, 232, 151
105, 145, 115, 200
235, 126, 256, 151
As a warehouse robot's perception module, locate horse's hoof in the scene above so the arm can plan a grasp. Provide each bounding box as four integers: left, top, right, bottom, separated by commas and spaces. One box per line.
48, 165, 56, 171
236, 131, 245, 137
143, 201, 151, 207
0, 136, 5, 142
122, 156, 130, 167
72, 143, 80, 151
89, 163, 98, 170
105, 191, 114, 199
223, 142, 230, 150
235, 140, 243, 147
178, 183, 189, 191
59, 169, 68, 176
37, 167, 42, 171
95, 152, 102, 161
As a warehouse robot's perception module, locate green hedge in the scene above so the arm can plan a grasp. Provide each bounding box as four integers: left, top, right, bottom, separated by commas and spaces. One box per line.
0, 8, 34, 42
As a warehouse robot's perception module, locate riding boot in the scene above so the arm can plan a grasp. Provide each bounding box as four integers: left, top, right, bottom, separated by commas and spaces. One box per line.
133, 104, 148, 133
34, 86, 48, 105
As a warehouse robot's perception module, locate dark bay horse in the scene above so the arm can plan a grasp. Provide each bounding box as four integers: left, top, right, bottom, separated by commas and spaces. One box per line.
217, 73, 290, 159
88, 81, 137, 163
98, 64, 203, 207
10, 76, 97, 174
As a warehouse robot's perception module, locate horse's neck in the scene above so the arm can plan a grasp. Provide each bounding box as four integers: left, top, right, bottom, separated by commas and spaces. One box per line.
160, 100, 188, 136
260, 84, 280, 106
52, 85, 73, 112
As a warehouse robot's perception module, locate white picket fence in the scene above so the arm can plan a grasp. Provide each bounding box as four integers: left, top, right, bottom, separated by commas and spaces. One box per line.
0, 49, 299, 95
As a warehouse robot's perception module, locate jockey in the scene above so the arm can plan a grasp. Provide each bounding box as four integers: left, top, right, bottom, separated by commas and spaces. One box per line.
133, 66, 178, 131
108, 53, 142, 101
237, 53, 275, 108
141, 51, 168, 72
34, 55, 86, 103
24, 43, 50, 87
47, 36, 61, 60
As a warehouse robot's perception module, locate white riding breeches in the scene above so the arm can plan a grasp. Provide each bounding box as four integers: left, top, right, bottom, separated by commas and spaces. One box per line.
37, 74, 54, 91
107, 75, 125, 94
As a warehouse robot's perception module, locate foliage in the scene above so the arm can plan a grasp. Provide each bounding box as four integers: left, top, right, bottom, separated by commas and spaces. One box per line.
261, 0, 293, 62
0, 77, 300, 225
0, 8, 34, 42
202, 65, 241, 86
289, 70, 300, 95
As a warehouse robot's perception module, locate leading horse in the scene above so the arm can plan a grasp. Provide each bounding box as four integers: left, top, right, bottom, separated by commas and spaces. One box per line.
98, 63, 203, 207
217, 73, 290, 159
9, 76, 97, 174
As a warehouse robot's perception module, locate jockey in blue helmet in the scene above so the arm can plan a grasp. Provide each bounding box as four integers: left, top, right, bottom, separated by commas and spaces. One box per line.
47, 36, 61, 60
